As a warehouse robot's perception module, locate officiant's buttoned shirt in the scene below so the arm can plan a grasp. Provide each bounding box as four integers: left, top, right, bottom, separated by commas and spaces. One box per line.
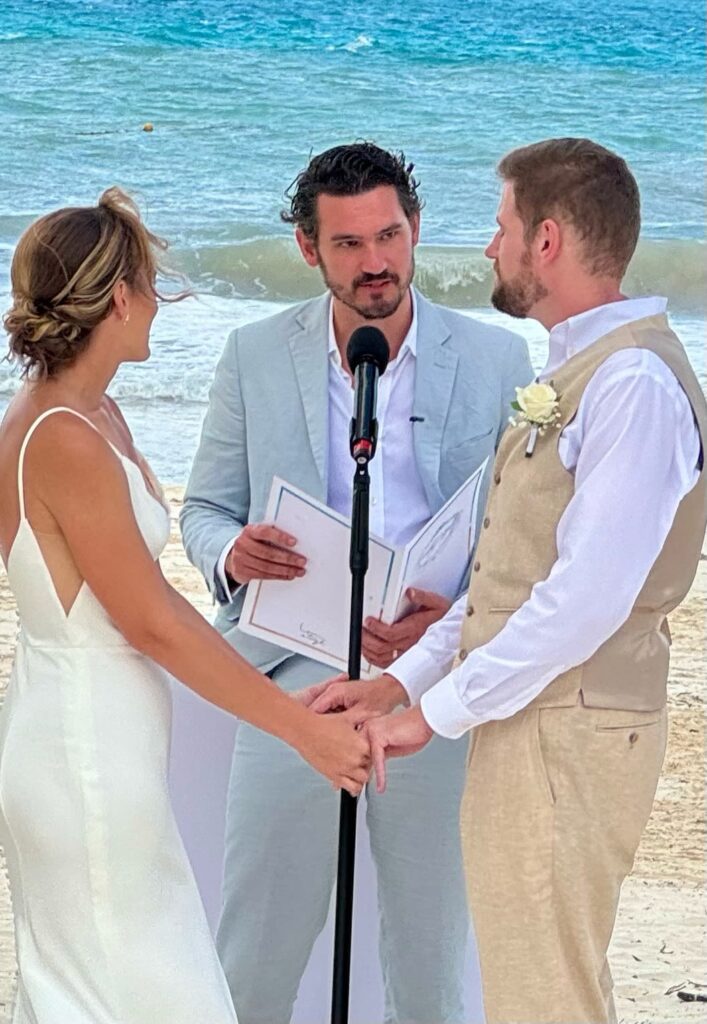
326, 289, 432, 546
216, 289, 432, 592
391, 297, 701, 738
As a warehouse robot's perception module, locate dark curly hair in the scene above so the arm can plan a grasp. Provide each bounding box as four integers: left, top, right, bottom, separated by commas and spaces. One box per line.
281, 142, 423, 240
4, 188, 184, 381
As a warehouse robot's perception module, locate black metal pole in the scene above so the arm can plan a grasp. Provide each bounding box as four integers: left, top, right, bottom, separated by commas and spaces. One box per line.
331, 460, 370, 1024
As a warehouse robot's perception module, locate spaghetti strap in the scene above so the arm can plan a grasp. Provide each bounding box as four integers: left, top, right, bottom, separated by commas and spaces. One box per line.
16, 406, 100, 521
1, 405, 225, 1022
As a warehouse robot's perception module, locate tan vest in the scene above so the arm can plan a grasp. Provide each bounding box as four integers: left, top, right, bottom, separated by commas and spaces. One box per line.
458, 314, 707, 711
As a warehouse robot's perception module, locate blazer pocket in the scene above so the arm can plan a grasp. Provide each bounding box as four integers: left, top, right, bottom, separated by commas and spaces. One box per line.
446, 427, 494, 457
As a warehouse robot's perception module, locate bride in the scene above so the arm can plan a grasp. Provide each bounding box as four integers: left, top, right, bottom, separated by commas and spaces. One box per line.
0, 188, 369, 1024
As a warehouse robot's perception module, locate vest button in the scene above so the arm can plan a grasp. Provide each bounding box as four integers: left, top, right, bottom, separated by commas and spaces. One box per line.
483, 517, 490, 528
473, 561, 481, 572
466, 604, 474, 617
494, 472, 501, 485
459, 648, 468, 660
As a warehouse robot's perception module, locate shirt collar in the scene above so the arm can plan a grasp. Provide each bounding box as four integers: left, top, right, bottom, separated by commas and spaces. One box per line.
541, 296, 668, 378
327, 288, 418, 370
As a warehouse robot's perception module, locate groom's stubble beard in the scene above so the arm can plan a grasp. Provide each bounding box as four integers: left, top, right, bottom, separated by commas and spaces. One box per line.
491, 247, 548, 319
318, 250, 416, 321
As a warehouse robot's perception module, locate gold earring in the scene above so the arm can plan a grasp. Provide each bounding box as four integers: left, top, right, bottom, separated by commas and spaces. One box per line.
123, 313, 130, 326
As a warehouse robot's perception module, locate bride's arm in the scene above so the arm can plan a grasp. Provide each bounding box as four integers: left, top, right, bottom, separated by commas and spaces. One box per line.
26, 413, 370, 795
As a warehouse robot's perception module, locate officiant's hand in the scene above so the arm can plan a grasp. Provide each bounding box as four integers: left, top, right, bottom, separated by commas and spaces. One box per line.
309, 673, 409, 726
362, 588, 451, 668
364, 707, 435, 793
227, 523, 307, 584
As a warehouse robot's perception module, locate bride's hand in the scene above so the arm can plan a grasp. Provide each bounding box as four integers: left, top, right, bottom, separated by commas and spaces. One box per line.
295, 713, 371, 797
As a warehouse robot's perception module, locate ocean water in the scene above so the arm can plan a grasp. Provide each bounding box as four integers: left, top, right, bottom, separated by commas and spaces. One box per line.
0, 0, 704, 481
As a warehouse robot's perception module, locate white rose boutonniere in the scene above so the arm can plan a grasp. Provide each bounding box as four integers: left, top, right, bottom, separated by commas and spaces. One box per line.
510, 381, 562, 456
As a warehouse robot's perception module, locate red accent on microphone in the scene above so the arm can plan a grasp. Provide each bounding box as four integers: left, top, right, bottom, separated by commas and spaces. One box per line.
352, 438, 374, 458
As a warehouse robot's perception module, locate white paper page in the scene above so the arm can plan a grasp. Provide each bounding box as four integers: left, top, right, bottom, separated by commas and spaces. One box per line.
384, 458, 488, 623
239, 479, 398, 677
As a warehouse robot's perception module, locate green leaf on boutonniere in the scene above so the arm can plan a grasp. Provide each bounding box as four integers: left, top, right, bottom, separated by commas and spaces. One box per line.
510, 401, 521, 411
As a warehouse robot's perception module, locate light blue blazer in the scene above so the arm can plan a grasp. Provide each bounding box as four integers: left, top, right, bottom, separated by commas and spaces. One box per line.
180, 290, 533, 670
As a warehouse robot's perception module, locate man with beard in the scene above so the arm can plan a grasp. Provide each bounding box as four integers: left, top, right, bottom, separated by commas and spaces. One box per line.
180, 141, 532, 1024
317, 138, 707, 1024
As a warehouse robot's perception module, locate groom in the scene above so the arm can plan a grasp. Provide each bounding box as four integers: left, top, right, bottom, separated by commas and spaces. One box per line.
314, 138, 707, 1024
180, 142, 532, 1023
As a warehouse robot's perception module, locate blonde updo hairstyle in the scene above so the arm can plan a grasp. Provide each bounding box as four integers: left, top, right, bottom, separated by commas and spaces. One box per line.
4, 188, 176, 380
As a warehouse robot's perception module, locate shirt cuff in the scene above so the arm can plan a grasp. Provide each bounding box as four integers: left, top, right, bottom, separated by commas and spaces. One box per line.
388, 646, 448, 706
420, 669, 477, 739
215, 535, 242, 603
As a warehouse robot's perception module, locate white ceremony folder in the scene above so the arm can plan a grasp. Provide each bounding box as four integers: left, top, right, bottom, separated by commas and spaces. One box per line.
239, 460, 487, 677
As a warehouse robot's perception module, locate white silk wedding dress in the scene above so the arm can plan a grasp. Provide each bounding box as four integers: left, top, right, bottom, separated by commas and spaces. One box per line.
0, 408, 237, 1024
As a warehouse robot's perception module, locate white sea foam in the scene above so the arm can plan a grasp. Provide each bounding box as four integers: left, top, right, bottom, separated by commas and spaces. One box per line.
1, 283, 702, 484
164, 237, 707, 315
343, 34, 374, 52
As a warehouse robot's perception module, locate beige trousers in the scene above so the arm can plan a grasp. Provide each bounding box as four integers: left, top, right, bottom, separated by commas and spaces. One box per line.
461, 699, 667, 1024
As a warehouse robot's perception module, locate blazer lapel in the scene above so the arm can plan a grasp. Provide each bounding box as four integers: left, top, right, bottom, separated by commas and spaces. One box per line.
287, 294, 330, 490
412, 292, 458, 510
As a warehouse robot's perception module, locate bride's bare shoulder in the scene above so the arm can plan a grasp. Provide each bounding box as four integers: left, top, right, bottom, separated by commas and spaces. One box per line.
0, 396, 115, 546
7, 403, 112, 482
0, 394, 40, 472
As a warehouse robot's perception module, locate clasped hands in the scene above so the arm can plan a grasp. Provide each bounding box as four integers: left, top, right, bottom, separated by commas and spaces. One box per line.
297, 586, 450, 793
298, 673, 432, 794
225, 526, 448, 793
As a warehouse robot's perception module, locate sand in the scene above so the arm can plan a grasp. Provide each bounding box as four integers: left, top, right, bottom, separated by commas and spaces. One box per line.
0, 486, 704, 1023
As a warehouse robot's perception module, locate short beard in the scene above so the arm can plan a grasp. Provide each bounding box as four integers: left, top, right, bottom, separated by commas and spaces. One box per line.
491, 250, 548, 319
319, 254, 415, 321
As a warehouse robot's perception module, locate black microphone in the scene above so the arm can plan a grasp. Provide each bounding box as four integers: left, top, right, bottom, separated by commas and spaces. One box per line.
347, 326, 390, 464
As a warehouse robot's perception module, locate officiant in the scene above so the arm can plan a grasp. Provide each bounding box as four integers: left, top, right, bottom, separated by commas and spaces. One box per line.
179, 140, 532, 1024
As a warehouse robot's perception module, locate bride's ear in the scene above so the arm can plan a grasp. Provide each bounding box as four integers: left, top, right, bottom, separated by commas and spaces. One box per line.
111, 279, 130, 324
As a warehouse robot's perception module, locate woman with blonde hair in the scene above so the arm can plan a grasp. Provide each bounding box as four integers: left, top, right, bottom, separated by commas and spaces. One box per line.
0, 189, 369, 1023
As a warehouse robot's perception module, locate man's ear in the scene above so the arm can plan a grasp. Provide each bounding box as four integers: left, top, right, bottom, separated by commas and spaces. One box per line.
295, 227, 320, 268
534, 218, 562, 266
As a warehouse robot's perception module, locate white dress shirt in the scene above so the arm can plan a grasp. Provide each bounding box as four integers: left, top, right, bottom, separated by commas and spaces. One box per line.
216, 290, 433, 593
326, 290, 432, 546
390, 297, 702, 739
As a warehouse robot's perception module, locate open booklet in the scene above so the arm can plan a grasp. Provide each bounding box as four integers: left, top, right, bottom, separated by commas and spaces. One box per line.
239, 459, 488, 678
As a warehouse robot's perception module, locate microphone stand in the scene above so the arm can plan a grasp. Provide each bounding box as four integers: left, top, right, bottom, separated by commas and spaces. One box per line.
330, 429, 376, 1024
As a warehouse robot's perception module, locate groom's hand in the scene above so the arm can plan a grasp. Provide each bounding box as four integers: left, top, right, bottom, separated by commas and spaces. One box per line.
227, 523, 307, 584
291, 677, 342, 708
364, 707, 435, 793
362, 588, 451, 668
310, 673, 409, 726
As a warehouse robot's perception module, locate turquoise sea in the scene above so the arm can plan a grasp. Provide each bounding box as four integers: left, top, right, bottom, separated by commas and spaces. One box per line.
0, 0, 704, 480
